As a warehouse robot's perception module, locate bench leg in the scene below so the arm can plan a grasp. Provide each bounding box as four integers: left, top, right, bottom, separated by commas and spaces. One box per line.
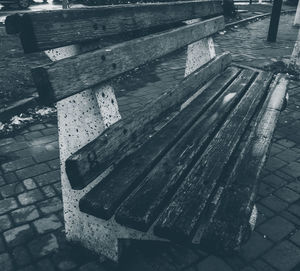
44, 45, 127, 261
57, 86, 123, 261
184, 37, 216, 77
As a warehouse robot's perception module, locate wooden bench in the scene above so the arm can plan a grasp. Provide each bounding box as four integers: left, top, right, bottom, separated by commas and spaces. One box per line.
5, 0, 289, 262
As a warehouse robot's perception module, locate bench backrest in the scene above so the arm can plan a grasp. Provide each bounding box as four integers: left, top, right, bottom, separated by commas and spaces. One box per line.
5, 0, 231, 190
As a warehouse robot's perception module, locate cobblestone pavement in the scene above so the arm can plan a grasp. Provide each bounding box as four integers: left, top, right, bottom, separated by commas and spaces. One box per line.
1, 13, 300, 271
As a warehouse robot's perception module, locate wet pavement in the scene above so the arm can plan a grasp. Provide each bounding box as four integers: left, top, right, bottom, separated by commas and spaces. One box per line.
215, 12, 299, 68
0, 9, 300, 271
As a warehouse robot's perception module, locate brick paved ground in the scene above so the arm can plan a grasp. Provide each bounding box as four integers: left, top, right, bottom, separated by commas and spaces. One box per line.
0, 12, 300, 271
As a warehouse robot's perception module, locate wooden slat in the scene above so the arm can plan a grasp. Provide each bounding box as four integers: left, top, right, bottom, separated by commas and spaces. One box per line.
66, 52, 232, 190
153, 71, 274, 242
79, 67, 241, 219
5, 1, 222, 52
196, 74, 288, 252
114, 69, 256, 231
31, 16, 225, 104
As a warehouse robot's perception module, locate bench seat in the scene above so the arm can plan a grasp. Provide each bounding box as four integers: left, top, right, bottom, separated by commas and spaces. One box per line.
79, 66, 287, 252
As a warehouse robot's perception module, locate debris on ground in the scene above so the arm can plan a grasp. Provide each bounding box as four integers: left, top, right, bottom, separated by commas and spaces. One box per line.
0, 105, 57, 138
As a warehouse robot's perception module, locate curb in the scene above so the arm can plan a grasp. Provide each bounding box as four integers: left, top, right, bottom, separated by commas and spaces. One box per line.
225, 9, 296, 28
0, 96, 38, 122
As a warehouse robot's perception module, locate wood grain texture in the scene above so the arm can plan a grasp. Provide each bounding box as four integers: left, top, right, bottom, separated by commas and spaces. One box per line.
196, 74, 287, 252
66, 52, 232, 190
153, 71, 274, 242
5, 1, 222, 52
79, 67, 241, 219
31, 16, 225, 104
114, 69, 256, 231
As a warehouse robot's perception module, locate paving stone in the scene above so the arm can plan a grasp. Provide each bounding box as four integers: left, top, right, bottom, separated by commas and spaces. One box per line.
4, 224, 34, 247
36, 258, 56, 271
1, 157, 35, 173
53, 182, 62, 195
24, 131, 43, 140
32, 149, 59, 163
258, 183, 275, 197
41, 127, 58, 136
3, 172, 18, 184
263, 241, 300, 271
276, 149, 300, 163
34, 170, 60, 187
29, 124, 46, 131
11, 205, 39, 225
28, 233, 59, 259
18, 265, 37, 271
18, 189, 44, 206
13, 148, 33, 159
23, 178, 37, 190
255, 211, 267, 226
257, 216, 295, 242
0, 142, 29, 154
256, 203, 274, 218
12, 246, 32, 267
277, 138, 297, 148
0, 198, 18, 215
45, 123, 56, 128
263, 174, 287, 188
57, 259, 77, 270
14, 135, 26, 142
29, 135, 57, 146
270, 144, 284, 156
289, 201, 300, 218
221, 254, 245, 271
240, 267, 256, 271
0, 253, 14, 271
46, 141, 59, 150
281, 210, 300, 227
195, 256, 233, 271
290, 230, 300, 247
33, 214, 62, 234
56, 212, 64, 223
281, 161, 300, 178
274, 187, 300, 203
16, 164, 50, 180
47, 159, 60, 170
252, 259, 276, 271
0, 138, 15, 147
240, 232, 272, 262
260, 194, 289, 213
287, 181, 300, 193
265, 157, 286, 171
79, 262, 106, 271
20, 129, 30, 135
291, 146, 300, 154
0, 175, 5, 186
0, 237, 5, 253
0, 182, 25, 198
37, 197, 63, 214
41, 185, 57, 198
0, 215, 12, 232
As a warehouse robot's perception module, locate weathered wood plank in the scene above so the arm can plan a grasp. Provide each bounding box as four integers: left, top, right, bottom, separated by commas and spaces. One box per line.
196, 74, 288, 252
79, 67, 241, 219
153, 71, 274, 242
5, 1, 222, 52
66, 52, 232, 190
114, 69, 256, 231
31, 16, 225, 104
